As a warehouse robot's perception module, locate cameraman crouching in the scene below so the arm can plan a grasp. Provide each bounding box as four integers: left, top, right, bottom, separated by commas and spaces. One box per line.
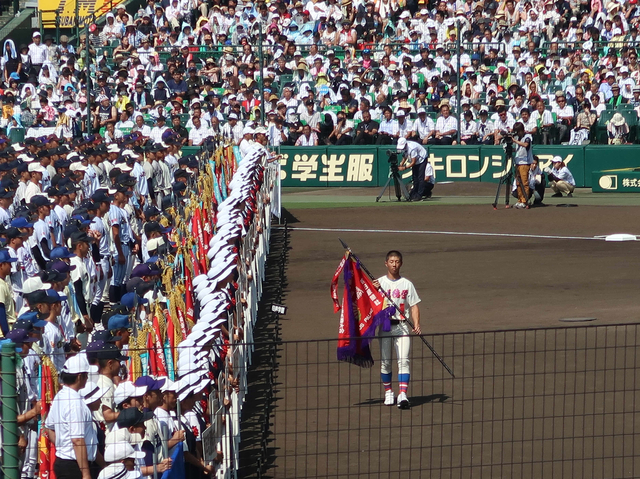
510, 122, 534, 209
546, 156, 575, 197
397, 138, 427, 202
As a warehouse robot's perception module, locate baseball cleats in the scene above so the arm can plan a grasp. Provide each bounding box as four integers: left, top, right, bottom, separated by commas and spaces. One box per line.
384, 390, 395, 406
397, 392, 410, 409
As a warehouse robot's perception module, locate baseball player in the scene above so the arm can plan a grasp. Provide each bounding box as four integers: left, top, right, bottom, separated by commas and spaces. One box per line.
373, 250, 421, 409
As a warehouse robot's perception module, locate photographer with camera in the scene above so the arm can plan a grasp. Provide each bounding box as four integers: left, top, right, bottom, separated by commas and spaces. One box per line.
396, 138, 428, 201
546, 156, 575, 198
510, 121, 533, 209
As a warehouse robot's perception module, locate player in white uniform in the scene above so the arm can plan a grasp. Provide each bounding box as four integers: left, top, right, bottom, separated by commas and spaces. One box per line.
373, 250, 421, 409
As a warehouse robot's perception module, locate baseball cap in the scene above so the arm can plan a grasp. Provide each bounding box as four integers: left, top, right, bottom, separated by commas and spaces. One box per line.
62, 353, 96, 374
22, 277, 51, 295
69, 231, 96, 244
126, 278, 154, 297
50, 246, 76, 259
16, 311, 46, 328
30, 195, 53, 207
0, 249, 17, 263
104, 442, 146, 463
134, 376, 166, 391
49, 260, 76, 275
91, 330, 121, 343
130, 263, 159, 279
98, 464, 138, 479
27, 289, 61, 305
11, 217, 33, 229
107, 314, 131, 331
6, 329, 37, 344
116, 407, 153, 428
120, 291, 149, 308
143, 205, 161, 218
551, 156, 563, 163
96, 343, 129, 361
113, 381, 148, 406
80, 381, 108, 405
28, 163, 46, 173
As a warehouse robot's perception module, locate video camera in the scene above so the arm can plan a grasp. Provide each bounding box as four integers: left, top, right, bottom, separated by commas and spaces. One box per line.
386, 149, 400, 174
500, 131, 514, 156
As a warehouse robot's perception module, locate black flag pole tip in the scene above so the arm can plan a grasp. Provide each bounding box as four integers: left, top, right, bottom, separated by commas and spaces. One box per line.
339, 238, 350, 250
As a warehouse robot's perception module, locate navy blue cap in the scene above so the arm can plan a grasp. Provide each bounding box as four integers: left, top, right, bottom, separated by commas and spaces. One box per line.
130, 263, 156, 278
91, 191, 114, 203
92, 330, 121, 343
49, 260, 76, 274
0, 186, 15, 198
0, 249, 17, 263
6, 329, 37, 344
30, 195, 54, 207
86, 339, 107, 361
116, 407, 153, 428
96, 342, 129, 361
71, 215, 92, 226
13, 319, 34, 331
143, 205, 161, 218
46, 289, 67, 302
134, 375, 166, 391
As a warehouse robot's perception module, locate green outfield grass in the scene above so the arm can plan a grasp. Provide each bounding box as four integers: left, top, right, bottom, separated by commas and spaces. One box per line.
282, 186, 640, 209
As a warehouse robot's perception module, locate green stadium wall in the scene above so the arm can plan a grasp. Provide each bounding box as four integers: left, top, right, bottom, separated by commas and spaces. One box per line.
277, 145, 640, 189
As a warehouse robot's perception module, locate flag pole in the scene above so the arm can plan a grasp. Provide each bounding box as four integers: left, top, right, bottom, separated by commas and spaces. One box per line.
339, 238, 455, 378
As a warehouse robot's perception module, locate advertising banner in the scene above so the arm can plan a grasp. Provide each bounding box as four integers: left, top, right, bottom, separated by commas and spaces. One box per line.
40, 0, 119, 28
592, 168, 640, 192
583, 146, 640, 188
278, 145, 601, 188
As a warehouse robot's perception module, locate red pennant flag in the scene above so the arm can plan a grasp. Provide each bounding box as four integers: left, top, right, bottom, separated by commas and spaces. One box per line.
331, 254, 393, 368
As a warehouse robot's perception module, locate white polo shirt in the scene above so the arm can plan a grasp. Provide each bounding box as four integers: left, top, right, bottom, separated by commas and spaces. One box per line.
188, 125, 211, 146
45, 386, 97, 461
403, 141, 426, 165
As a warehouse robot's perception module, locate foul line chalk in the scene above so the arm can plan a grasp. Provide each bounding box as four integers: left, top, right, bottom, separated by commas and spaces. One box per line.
280, 227, 613, 241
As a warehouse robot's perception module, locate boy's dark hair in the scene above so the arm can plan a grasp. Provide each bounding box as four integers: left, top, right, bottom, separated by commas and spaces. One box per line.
386, 250, 403, 262
60, 371, 82, 385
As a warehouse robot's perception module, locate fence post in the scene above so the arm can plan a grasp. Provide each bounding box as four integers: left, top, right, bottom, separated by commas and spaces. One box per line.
1, 342, 19, 479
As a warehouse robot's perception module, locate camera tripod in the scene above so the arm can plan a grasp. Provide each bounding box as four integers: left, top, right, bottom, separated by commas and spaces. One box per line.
376, 152, 412, 202
492, 151, 529, 209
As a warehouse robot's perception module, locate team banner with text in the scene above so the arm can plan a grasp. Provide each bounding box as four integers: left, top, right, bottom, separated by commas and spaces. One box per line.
278, 145, 640, 189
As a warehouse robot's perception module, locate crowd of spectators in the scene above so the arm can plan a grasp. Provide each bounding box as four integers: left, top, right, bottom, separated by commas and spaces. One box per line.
2, 0, 640, 148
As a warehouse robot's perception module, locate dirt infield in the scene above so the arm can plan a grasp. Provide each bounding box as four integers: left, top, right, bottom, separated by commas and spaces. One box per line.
257, 201, 640, 478
281, 204, 640, 339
